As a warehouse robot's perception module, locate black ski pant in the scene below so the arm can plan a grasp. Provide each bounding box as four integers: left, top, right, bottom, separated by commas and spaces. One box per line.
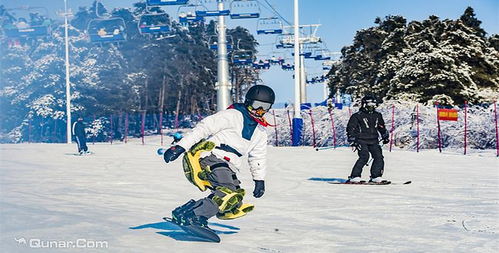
75, 135, 88, 153
350, 143, 384, 179
190, 155, 241, 219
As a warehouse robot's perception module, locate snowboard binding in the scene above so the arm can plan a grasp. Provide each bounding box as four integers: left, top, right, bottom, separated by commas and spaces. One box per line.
182, 140, 216, 191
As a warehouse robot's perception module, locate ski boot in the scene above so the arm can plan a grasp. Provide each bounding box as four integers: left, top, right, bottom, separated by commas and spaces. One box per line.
172, 199, 197, 225
182, 211, 209, 228
182, 140, 216, 191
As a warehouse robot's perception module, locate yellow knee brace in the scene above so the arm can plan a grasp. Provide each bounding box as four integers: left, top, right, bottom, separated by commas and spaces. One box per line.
182, 140, 215, 192
211, 187, 245, 213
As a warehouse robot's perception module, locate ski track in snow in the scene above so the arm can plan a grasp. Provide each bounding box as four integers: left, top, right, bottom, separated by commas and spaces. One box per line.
0, 135, 498, 253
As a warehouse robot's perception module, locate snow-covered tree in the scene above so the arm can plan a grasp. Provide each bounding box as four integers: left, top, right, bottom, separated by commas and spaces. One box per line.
328, 7, 499, 106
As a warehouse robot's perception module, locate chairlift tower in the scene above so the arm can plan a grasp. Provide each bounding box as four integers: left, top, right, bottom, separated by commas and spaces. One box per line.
292, 0, 302, 146
216, 0, 231, 111
282, 23, 321, 104
60, 0, 73, 144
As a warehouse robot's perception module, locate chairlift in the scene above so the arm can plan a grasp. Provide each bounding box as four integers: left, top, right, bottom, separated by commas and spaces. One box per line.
178, 4, 204, 25
146, 0, 189, 6
1, 6, 51, 38
291, 52, 313, 58
275, 35, 294, 48
232, 50, 254, 65
313, 49, 331, 61
138, 13, 171, 34
230, 0, 260, 19
208, 35, 233, 50
195, 4, 230, 17
87, 17, 126, 43
269, 55, 284, 65
252, 57, 270, 70
256, 17, 282, 35
281, 63, 294, 71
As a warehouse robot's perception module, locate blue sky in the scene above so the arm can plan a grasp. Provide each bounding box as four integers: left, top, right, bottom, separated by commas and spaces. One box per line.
3, 0, 498, 104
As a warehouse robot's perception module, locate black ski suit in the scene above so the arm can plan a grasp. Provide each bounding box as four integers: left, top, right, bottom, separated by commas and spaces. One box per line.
346, 108, 389, 179
72, 121, 88, 153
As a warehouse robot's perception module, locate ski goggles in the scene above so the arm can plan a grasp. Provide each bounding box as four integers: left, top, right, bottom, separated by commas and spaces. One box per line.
248, 100, 273, 116
364, 100, 377, 107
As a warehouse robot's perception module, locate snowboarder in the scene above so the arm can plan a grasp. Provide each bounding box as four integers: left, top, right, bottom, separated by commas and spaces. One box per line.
72, 116, 89, 155
162, 85, 274, 228
346, 94, 389, 183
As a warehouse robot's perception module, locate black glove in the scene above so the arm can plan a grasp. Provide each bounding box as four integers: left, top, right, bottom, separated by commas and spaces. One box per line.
253, 180, 265, 198
163, 145, 185, 163
381, 132, 390, 144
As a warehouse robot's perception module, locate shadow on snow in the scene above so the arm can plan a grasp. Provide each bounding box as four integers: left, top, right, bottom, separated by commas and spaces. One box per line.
129, 221, 239, 242
308, 177, 347, 183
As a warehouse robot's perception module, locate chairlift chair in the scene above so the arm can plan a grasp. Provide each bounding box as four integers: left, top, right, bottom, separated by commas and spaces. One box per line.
178, 4, 204, 25
1, 6, 51, 38
87, 17, 126, 43
232, 50, 254, 65
138, 13, 171, 34
230, 0, 260, 19
256, 17, 283, 35
146, 0, 189, 6
195, 4, 230, 17
208, 35, 233, 50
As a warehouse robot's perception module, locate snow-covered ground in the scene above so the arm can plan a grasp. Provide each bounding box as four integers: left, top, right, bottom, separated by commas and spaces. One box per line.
1, 135, 498, 253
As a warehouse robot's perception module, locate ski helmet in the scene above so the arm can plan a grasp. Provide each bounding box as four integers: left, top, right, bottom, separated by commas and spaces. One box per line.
244, 85, 275, 117
245, 85, 276, 104
361, 94, 378, 112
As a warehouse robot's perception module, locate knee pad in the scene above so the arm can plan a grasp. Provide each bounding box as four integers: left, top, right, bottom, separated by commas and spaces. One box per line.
182, 140, 216, 192
210, 187, 244, 213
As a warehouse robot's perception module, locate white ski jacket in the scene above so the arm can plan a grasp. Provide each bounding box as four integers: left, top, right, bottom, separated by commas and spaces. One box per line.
176, 105, 268, 180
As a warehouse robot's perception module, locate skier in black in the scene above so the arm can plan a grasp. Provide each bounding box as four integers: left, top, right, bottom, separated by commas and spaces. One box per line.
72, 116, 89, 155
346, 94, 389, 183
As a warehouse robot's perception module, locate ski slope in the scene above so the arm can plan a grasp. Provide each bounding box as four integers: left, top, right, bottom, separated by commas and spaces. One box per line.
1, 135, 498, 252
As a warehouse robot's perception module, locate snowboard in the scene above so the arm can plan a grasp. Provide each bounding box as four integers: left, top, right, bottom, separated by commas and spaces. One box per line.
327, 178, 411, 185
74, 151, 93, 156
162, 217, 220, 243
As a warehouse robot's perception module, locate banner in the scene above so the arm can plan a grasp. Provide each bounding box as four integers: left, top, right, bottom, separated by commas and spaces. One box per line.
437, 109, 458, 121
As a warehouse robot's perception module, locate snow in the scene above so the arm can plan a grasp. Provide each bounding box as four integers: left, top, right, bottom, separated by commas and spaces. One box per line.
1, 135, 497, 252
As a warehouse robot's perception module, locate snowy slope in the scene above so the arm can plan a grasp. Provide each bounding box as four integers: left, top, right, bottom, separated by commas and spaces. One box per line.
0, 135, 498, 253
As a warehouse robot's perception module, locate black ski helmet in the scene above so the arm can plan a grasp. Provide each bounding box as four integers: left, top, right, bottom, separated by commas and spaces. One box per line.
361, 94, 378, 106
245, 85, 276, 105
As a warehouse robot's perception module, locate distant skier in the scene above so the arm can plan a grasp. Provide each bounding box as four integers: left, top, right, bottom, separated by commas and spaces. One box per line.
346, 94, 389, 183
162, 85, 274, 228
72, 116, 89, 155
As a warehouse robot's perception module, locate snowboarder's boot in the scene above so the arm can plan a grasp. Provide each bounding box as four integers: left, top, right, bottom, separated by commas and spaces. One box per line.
346, 177, 365, 184
182, 140, 216, 191
172, 199, 197, 224
178, 210, 209, 228
216, 203, 254, 220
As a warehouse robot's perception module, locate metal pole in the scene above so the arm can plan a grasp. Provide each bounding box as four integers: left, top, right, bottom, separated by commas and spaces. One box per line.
64, 0, 72, 144
323, 71, 329, 101
300, 50, 306, 103
464, 101, 467, 155
293, 0, 301, 117
216, 0, 231, 111
292, 0, 303, 146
